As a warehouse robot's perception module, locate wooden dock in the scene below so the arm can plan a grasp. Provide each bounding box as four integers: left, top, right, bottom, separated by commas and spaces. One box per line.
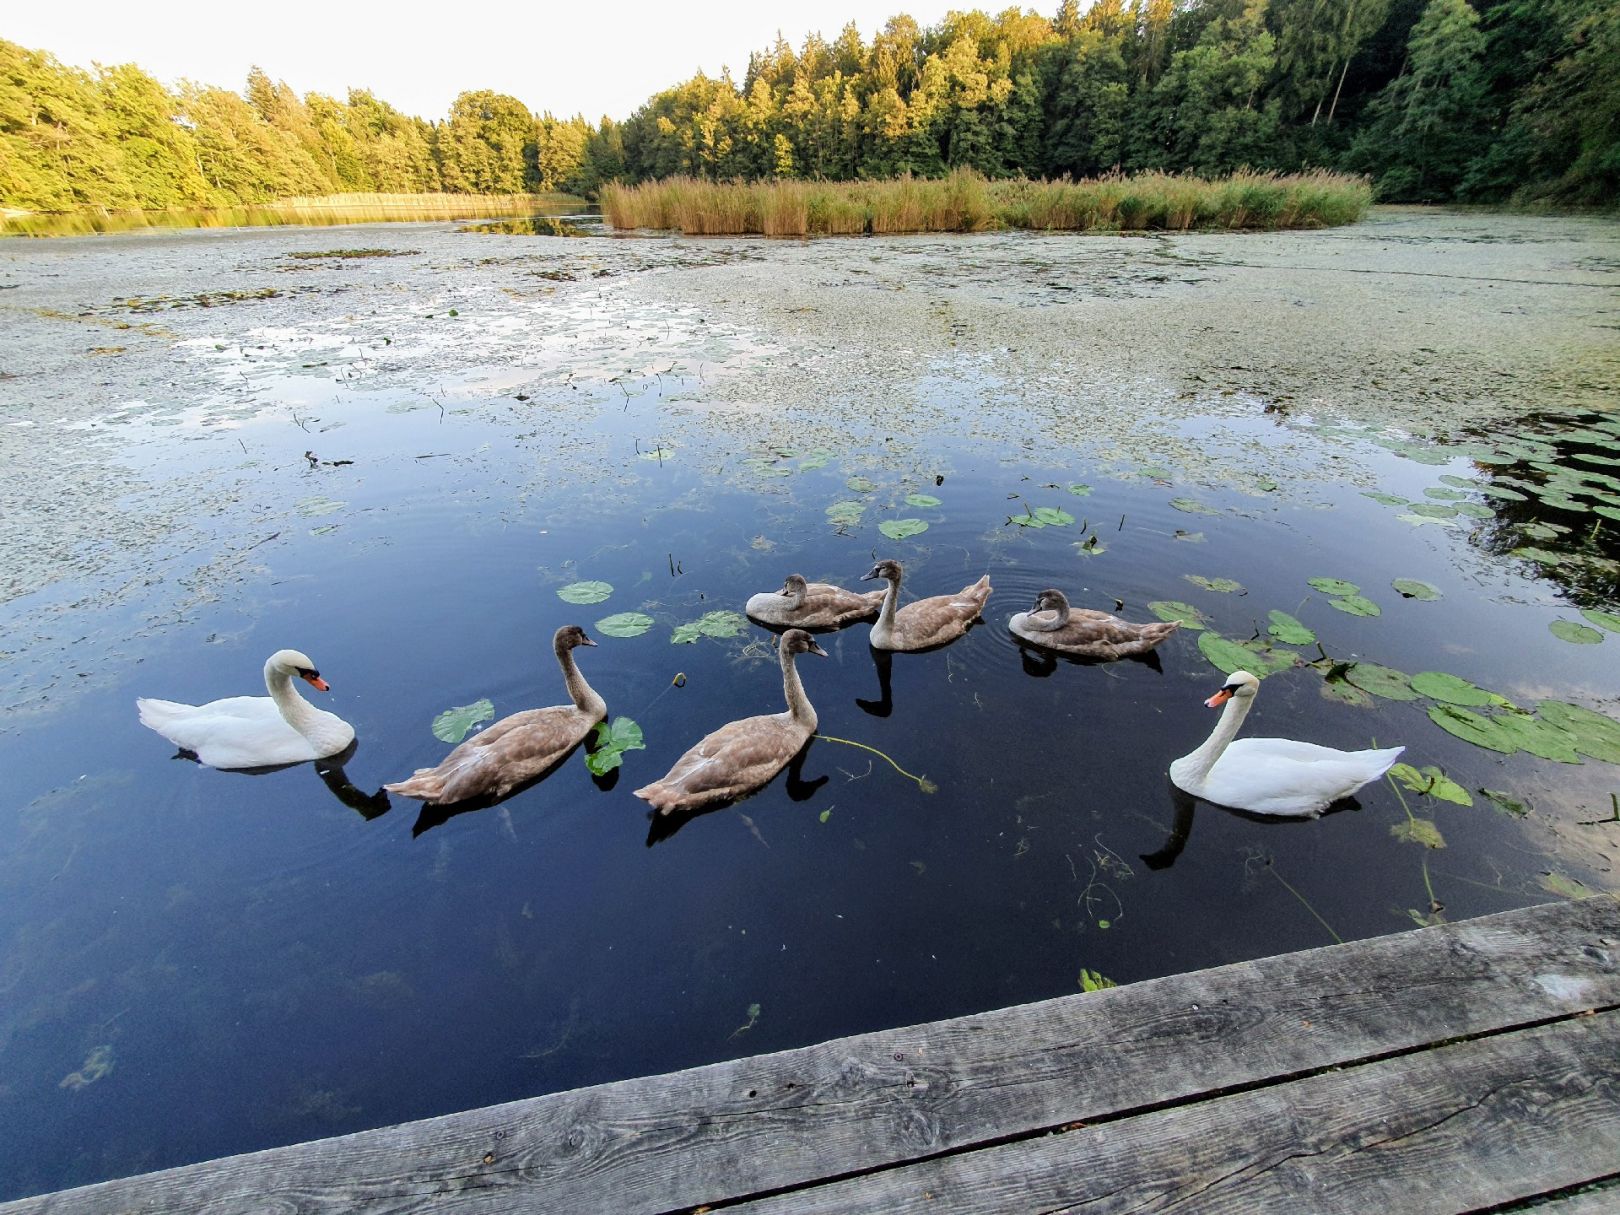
5, 896, 1617, 1214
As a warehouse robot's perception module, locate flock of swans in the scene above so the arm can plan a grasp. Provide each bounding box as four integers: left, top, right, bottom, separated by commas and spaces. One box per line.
137, 558, 1404, 823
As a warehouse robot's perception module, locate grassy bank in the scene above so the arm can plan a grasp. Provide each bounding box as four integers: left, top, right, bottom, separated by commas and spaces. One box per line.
601, 170, 1371, 236
0, 192, 583, 237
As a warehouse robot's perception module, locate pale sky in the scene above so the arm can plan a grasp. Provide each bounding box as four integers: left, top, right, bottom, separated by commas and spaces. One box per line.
5, 0, 973, 123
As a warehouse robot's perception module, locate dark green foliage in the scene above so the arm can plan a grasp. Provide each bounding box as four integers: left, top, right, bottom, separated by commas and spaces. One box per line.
5, 0, 1617, 217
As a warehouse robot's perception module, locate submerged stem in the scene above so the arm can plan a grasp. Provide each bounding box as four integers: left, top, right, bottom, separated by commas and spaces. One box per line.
817, 735, 938, 794
1267, 862, 1343, 945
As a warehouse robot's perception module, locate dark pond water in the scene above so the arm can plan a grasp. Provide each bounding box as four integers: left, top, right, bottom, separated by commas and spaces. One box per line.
1, 221, 1618, 1201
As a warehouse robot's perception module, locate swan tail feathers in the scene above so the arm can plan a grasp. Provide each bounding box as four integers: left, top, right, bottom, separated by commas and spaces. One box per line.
382, 770, 449, 802
633, 781, 684, 814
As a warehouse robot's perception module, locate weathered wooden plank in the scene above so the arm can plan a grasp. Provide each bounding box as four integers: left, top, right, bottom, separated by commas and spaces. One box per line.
3, 898, 1616, 1215
1498, 1184, 1620, 1214
735, 1011, 1620, 1215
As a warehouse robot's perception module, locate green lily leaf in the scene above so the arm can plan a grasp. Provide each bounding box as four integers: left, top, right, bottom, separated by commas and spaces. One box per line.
1307, 577, 1359, 596
1267, 610, 1315, 646
879, 518, 929, 540
557, 580, 613, 605
1580, 608, 1620, 634
1535, 701, 1620, 763
586, 716, 645, 775
1197, 631, 1259, 676
1148, 600, 1207, 630
1185, 575, 1244, 594
846, 475, 875, 493
672, 610, 748, 644
1391, 579, 1442, 601
595, 611, 655, 639
1169, 497, 1218, 515
1479, 788, 1530, 818
1550, 619, 1604, 644
904, 493, 941, 508
825, 501, 866, 526
431, 698, 494, 744
1344, 662, 1418, 701
1068, 483, 1093, 496
1491, 713, 1582, 764
1388, 763, 1473, 806
1409, 671, 1498, 707
1329, 594, 1381, 617
1427, 705, 1518, 754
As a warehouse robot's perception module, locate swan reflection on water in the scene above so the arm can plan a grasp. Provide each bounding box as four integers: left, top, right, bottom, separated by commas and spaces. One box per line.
161, 738, 392, 820
1139, 782, 1364, 871
645, 743, 827, 846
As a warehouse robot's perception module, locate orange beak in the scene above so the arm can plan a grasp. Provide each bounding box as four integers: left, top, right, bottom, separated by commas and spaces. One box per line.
303, 673, 331, 692
1204, 688, 1233, 708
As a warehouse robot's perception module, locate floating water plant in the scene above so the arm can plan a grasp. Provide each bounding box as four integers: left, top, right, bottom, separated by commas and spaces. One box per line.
1328, 593, 1381, 617
1427, 705, 1517, 754
1580, 609, 1620, 634
1196, 631, 1294, 677
639, 446, 677, 462
1480, 788, 1530, 817
879, 518, 929, 540
671, 610, 748, 644
825, 501, 865, 526
1549, 619, 1604, 644
1169, 497, 1218, 515
1148, 600, 1207, 630
846, 475, 875, 493
904, 493, 941, 508
557, 580, 613, 605
1408, 672, 1507, 708
1388, 763, 1472, 806
818, 735, 938, 793
1075, 533, 1106, 557
431, 698, 494, 744
595, 612, 654, 639
1536, 702, 1620, 762
585, 717, 645, 775
1392, 579, 1442, 601
1266, 610, 1315, 646
1185, 575, 1243, 594
1307, 577, 1358, 596
1068, 483, 1093, 496
1343, 663, 1418, 701
1008, 505, 1075, 528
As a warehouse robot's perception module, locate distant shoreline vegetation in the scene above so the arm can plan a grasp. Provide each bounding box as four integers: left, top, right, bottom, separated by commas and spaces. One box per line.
602, 170, 1371, 236
0, 193, 583, 238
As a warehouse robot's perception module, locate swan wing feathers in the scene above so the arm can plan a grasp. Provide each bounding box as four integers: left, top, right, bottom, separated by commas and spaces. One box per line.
384, 706, 596, 804
633, 713, 806, 812
1204, 740, 1404, 817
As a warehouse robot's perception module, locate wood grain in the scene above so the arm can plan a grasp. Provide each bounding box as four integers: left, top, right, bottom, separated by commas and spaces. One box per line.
3, 897, 1615, 1215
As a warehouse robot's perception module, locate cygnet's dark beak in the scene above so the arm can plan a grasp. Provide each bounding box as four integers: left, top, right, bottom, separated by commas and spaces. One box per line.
859, 566, 879, 582
809, 640, 829, 658
579, 634, 598, 647
778, 583, 793, 596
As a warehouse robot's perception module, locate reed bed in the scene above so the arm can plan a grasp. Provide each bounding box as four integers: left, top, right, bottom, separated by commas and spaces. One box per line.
602, 169, 1370, 237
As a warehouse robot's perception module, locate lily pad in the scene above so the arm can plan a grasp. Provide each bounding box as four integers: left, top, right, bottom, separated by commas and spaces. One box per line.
904, 493, 941, 508
797, 450, 834, 471
1580, 608, 1620, 634
1427, 704, 1517, 754
586, 716, 645, 775
1169, 497, 1218, 515
1075, 534, 1106, 558
846, 475, 875, 493
1361, 491, 1409, 507
1391, 819, 1446, 849
1550, 619, 1604, 644
1538, 872, 1591, 900
1148, 600, 1207, 630
1536, 701, 1620, 763
1267, 610, 1315, 646
1196, 631, 1258, 676
639, 446, 676, 461
1477, 483, 1527, 501
1391, 579, 1442, 601
1397, 513, 1460, 528
1307, 577, 1359, 596
1185, 575, 1244, 594
1009, 506, 1074, 528
1406, 502, 1459, 519
432, 698, 494, 744
1067, 483, 1093, 496
671, 610, 749, 644
1320, 679, 1373, 708
1329, 594, 1381, 617
825, 501, 865, 526
1345, 663, 1418, 701
1388, 763, 1473, 806
595, 611, 655, 639
557, 580, 613, 605
879, 518, 929, 540
296, 495, 345, 517
1492, 713, 1581, 763
1409, 671, 1499, 707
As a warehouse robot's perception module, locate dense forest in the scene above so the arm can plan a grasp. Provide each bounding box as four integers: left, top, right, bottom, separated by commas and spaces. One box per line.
2, 0, 1615, 214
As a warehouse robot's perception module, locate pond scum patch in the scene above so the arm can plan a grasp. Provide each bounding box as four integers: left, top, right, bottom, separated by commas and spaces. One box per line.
601, 169, 1371, 237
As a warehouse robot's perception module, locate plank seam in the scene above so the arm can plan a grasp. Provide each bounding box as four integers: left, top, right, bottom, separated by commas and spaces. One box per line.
1466, 1171, 1620, 1214
661, 1001, 1620, 1215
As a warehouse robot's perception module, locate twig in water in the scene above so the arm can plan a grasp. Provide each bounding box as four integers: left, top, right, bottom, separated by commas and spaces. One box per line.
1264, 859, 1342, 945
1578, 792, 1620, 827
817, 735, 937, 793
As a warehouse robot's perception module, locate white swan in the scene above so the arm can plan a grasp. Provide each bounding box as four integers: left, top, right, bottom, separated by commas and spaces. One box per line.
137, 649, 356, 769
1169, 671, 1403, 818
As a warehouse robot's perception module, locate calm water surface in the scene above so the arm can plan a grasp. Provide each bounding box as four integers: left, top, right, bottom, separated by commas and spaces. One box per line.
1, 221, 1617, 1199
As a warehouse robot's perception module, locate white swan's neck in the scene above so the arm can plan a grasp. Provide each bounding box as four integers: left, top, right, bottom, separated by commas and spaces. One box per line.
265, 662, 324, 737
557, 642, 606, 718
1174, 692, 1253, 785
781, 648, 817, 731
